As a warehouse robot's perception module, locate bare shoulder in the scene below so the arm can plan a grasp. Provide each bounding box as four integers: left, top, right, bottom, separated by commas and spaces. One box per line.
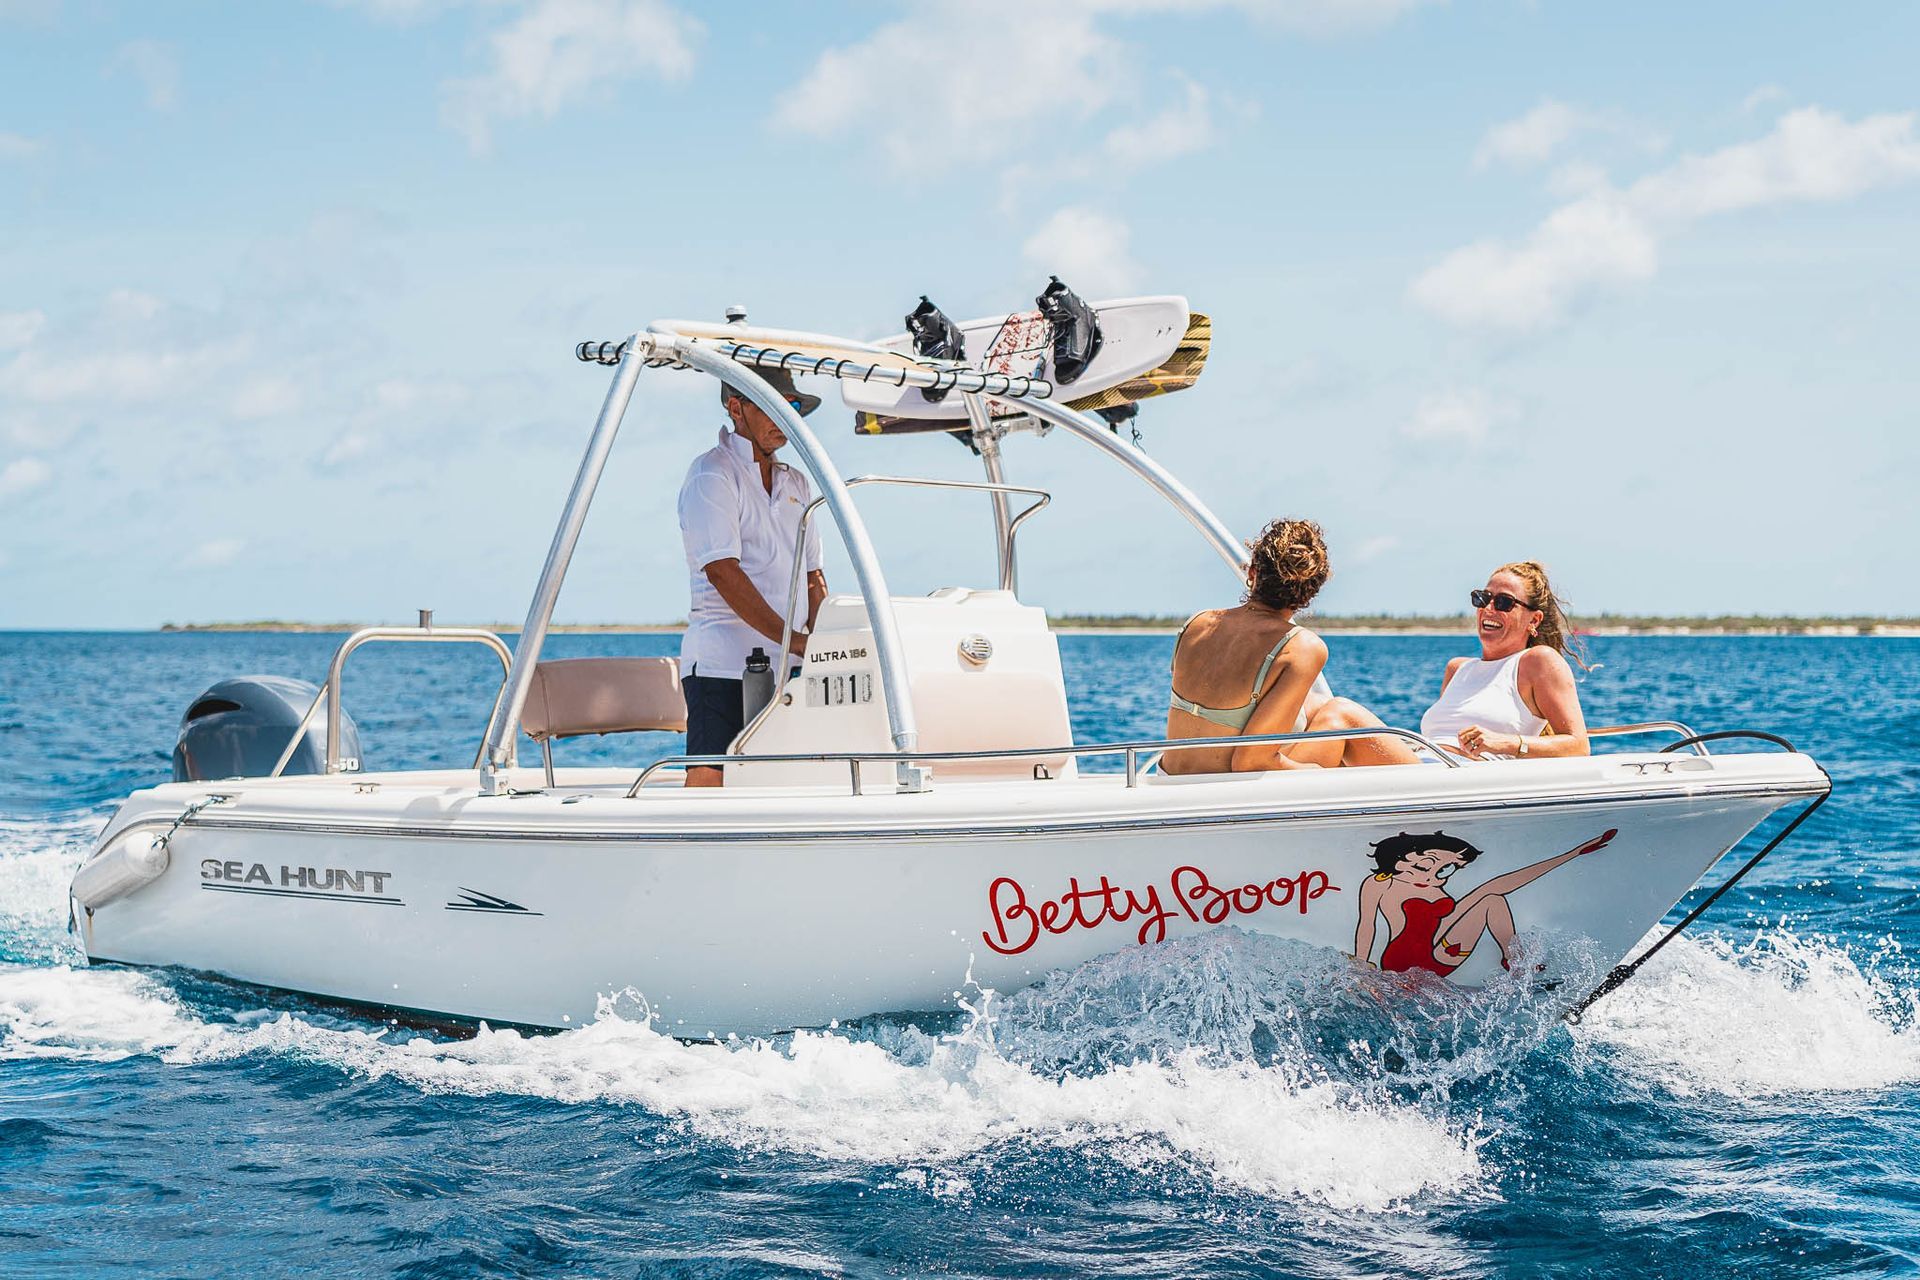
1181, 609, 1227, 639
1440, 655, 1472, 687
1289, 626, 1329, 663
1518, 645, 1574, 681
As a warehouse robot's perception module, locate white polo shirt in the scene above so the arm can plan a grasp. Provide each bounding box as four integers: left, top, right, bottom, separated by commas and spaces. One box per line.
677, 427, 823, 681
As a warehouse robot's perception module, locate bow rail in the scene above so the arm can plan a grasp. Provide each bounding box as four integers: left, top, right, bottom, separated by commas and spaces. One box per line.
624, 725, 1462, 797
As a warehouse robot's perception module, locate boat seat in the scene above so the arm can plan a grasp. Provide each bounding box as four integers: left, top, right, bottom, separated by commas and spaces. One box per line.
521, 659, 686, 785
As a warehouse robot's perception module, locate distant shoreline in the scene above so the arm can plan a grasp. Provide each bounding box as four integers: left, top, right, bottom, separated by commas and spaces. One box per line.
150, 616, 1920, 638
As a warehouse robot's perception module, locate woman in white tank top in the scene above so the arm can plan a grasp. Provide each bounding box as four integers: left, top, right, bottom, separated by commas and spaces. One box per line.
1420, 561, 1591, 760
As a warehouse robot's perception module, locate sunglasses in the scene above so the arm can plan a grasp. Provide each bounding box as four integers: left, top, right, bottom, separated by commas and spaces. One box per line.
1471, 589, 1535, 612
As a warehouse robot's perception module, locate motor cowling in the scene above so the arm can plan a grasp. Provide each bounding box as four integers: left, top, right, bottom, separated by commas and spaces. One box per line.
171, 675, 361, 781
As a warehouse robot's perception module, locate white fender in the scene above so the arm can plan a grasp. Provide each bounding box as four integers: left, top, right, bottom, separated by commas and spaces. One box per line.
72, 830, 169, 911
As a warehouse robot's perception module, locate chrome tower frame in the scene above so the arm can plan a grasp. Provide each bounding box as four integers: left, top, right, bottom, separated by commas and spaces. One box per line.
477, 319, 1252, 797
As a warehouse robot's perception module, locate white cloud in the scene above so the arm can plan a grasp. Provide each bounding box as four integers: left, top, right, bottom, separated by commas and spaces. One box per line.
778, 1, 1422, 179
1404, 389, 1509, 445
0, 131, 41, 160
230, 377, 302, 420
0, 288, 276, 410
324, 0, 466, 19
0, 289, 250, 405
1244, 0, 1437, 33
1742, 84, 1788, 115
442, 0, 701, 153
1472, 98, 1664, 171
1474, 100, 1594, 170
775, 3, 1125, 173
1630, 107, 1920, 220
102, 288, 165, 322
1415, 108, 1920, 333
2, 412, 72, 450
0, 309, 45, 350
1022, 207, 1141, 298
106, 40, 181, 111
1545, 160, 1609, 198
1349, 534, 1400, 565
0, 456, 51, 497
320, 433, 374, 469
1410, 193, 1657, 331
1103, 78, 1216, 170
1099, 0, 1436, 35
0, 335, 249, 404
184, 538, 246, 568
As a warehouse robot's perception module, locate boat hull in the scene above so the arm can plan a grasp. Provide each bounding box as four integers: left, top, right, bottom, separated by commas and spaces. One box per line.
74, 756, 1827, 1036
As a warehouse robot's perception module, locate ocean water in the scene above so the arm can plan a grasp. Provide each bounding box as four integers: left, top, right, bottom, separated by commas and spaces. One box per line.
1, 631, 1917, 1278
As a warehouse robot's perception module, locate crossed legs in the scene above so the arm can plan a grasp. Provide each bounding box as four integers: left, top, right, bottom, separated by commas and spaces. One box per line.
1284, 696, 1422, 768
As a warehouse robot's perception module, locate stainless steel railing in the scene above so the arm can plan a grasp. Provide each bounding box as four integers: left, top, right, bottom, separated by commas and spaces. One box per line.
624, 724, 1459, 797
1586, 721, 1709, 755
270, 615, 516, 777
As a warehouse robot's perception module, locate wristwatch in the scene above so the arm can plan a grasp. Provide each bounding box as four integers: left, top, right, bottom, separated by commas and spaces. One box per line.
1517, 738, 1530, 756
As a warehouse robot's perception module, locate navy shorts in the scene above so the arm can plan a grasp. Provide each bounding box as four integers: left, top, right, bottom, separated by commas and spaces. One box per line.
682, 673, 745, 757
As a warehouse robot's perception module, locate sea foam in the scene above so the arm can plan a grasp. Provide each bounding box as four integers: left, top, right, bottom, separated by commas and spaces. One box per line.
0, 811, 98, 964
0, 961, 1482, 1211
1574, 929, 1920, 1098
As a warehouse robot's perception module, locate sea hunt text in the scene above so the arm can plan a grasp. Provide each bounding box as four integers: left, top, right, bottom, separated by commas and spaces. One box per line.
982, 864, 1340, 956
201, 860, 394, 896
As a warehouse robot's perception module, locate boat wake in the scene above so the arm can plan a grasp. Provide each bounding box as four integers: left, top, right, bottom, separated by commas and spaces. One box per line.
1573, 926, 1920, 1098
0, 956, 1485, 1210
2, 814, 1916, 1211
0, 811, 98, 966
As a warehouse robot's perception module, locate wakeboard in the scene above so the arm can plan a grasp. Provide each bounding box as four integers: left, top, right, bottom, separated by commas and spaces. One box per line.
840, 294, 1191, 428
854, 310, 1212, 437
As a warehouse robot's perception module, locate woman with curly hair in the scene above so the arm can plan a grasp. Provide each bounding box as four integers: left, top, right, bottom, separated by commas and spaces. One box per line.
1422, 560, 1591, 760
1163, 517, 1417, 773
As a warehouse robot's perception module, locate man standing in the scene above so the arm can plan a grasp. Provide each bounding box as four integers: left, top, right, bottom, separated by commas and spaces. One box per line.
677, 368, 827, 786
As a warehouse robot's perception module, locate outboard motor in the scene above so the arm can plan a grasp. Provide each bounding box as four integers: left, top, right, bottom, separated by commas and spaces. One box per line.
1036, 275, 1103, 384
172, 675, 361, 781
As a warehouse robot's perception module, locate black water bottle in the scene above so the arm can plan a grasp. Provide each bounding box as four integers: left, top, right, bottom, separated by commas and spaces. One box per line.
742, 647, 775, 722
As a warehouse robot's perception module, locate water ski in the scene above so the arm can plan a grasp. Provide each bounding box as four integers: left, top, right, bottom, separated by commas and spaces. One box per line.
854, 310, 1212, 437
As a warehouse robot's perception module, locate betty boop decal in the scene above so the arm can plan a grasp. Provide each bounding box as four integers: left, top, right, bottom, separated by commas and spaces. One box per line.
1353, 828, 1617, 975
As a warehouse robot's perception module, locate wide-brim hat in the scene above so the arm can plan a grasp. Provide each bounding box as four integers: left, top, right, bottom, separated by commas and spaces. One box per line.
720, 365, 821, 418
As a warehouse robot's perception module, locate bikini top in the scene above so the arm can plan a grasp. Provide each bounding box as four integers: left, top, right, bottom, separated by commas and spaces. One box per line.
1169, 624, 1301, 732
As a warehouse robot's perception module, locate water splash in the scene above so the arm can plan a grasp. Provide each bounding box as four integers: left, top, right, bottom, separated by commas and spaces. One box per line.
0, 962, 1484, 1211
991, 927, 1592, 1102
1575, 929, 1920, 1098
0, 811, 98, 965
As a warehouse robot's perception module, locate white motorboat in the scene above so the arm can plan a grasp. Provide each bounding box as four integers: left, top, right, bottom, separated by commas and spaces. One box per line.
69, 298, 1830, 1036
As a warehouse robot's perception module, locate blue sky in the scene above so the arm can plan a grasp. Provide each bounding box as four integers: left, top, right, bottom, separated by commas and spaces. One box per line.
3, 1, 1917, 627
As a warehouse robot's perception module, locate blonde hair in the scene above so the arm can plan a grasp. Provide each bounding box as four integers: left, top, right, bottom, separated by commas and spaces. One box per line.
1497, 560, 1591, 670
1246, 518, 1330, 611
